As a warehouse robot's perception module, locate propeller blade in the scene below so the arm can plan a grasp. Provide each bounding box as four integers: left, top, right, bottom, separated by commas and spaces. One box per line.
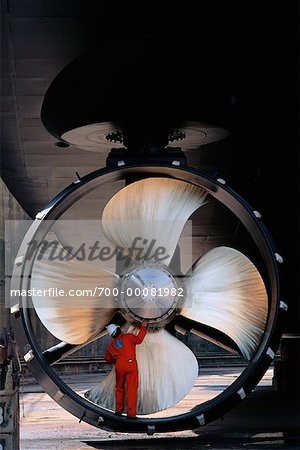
31, 237, 119, 345
101, 177, 207, 265
181, 246, 268, 360
85, 327, 198, 414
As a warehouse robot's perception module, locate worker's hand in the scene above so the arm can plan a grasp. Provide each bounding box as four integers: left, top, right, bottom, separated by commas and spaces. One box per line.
141, 320, 147, 328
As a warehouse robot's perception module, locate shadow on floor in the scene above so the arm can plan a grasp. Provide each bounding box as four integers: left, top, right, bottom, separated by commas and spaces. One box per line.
82, 433, 299, 450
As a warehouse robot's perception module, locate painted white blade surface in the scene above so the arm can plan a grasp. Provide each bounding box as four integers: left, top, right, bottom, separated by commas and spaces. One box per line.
101, 177, 207, 264
31, 239, 118, 345
182, 246, 268, 360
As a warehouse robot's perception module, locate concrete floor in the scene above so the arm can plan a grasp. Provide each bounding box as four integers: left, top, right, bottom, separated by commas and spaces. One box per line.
20, 367, 299, 449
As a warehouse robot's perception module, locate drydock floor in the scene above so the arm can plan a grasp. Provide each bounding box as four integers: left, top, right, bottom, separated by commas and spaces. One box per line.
20, 367, 299, 450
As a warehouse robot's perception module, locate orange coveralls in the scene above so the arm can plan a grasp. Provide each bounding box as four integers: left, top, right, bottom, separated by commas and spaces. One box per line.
105, 325, 147, 417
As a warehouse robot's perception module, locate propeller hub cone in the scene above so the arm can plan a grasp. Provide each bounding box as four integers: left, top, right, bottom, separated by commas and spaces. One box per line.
119, 263, 183, 326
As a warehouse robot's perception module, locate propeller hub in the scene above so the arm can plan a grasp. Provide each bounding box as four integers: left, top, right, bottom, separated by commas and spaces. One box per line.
119, 263, 182, 326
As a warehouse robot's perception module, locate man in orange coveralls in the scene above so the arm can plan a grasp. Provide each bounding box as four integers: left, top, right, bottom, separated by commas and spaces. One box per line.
105, 321, 147, 419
